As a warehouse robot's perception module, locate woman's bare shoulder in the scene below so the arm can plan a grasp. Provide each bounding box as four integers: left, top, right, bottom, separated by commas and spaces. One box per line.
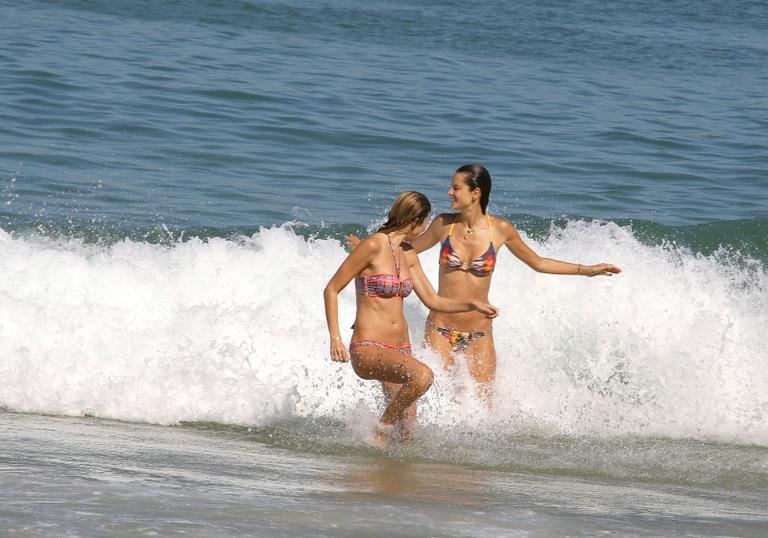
488, 214, 517, 236
433, 213, 457, 227
357, 232, 385, 253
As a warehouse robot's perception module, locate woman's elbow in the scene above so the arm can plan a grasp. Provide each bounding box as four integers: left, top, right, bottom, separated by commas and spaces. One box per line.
529, 257, 546, 272
323, 283, 337, 299
422, 294, 441, 311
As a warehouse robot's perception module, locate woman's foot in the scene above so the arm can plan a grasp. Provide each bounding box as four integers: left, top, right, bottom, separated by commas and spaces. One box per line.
396, 419, 416, 444
367, 422, 394, 448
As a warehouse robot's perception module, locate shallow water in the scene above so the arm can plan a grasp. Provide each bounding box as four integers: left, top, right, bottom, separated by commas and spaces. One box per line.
2, 412, 767, 537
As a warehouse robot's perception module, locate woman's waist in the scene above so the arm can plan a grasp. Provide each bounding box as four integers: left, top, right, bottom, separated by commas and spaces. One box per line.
349, 337, 412, 351
427, 310, 493, 332
436, 284, 491, 302
352, 310, 409, 336
350, 326, 411, 347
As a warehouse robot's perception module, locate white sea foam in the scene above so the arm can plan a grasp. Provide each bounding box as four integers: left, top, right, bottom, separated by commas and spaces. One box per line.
0, 222, 766, 445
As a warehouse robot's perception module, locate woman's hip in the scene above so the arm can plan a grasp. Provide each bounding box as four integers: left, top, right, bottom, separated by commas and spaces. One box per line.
349, 339, 413, 356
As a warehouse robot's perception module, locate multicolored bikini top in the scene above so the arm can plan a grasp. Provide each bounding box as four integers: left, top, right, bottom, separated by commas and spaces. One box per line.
439, 215, 496, 277
355, 234, 413, 298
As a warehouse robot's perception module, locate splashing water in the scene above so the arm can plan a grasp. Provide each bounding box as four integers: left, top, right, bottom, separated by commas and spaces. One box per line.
0, 221, 765, 447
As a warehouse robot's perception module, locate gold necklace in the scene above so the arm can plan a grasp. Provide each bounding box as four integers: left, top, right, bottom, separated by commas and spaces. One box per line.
463, 223, 475, 240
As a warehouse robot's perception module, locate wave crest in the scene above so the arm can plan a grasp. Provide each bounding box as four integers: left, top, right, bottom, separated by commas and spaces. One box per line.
0, 222, 765, 445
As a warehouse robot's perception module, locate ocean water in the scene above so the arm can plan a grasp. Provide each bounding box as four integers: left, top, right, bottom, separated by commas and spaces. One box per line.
1, 0, 767, 536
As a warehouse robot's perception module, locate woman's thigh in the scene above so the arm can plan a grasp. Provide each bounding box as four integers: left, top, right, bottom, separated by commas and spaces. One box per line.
424, 319, 456, 370
462, 333, 496, 384
424, 319, 496, 382
350, 345, 431, 385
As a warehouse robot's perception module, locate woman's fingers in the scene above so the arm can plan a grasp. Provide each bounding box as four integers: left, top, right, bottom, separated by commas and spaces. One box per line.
598, 263, 621, 274
330, 342, 350, 362
481, 303, 499, 318
588, 263, 621, 277
470, 300, 498, 319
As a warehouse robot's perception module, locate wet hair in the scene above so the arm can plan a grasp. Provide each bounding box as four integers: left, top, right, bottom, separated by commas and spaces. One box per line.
456, 163, 492, 214
377, 191, 431, 234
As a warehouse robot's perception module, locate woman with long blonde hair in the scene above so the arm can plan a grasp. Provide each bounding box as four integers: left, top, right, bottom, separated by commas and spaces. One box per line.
324, 191, 498, 445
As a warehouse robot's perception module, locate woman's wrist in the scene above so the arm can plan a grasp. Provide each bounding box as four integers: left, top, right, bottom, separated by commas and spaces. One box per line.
577, 264, 582, 275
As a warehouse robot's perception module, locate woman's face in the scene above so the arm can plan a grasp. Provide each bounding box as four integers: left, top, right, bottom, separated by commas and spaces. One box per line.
447, 173, 477, 211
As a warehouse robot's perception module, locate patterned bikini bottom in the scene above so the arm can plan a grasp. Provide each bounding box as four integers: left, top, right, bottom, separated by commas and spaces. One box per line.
349, 340, 413, 356
426, 317, 488, 353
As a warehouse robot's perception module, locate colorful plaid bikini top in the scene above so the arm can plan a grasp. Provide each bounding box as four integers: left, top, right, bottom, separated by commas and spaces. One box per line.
439, 215, 496, 277
355, 234, 413, 298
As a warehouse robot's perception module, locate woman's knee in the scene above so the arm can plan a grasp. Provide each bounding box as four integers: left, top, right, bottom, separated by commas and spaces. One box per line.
411, 363, 434, 393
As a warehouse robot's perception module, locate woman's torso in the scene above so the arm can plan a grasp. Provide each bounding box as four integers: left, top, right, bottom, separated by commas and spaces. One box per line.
432, 214, 500, 331
352, 234, 413, 345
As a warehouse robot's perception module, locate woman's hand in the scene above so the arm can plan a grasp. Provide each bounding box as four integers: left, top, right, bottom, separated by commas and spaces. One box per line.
330, 337, 350, 362
582, 263, 622, 277
472, 301, 500, 319
345, 234, 362, 250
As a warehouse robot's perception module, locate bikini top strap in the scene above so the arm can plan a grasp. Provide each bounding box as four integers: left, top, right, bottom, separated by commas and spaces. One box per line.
487, 214, 493, 242
447, 219, 456, 237
387, 233, 400, 278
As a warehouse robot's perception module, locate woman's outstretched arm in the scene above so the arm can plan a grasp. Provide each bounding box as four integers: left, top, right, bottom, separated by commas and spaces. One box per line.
323, 237, 380, 362
499, 219, 621, 276
403, 248, 499, 317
